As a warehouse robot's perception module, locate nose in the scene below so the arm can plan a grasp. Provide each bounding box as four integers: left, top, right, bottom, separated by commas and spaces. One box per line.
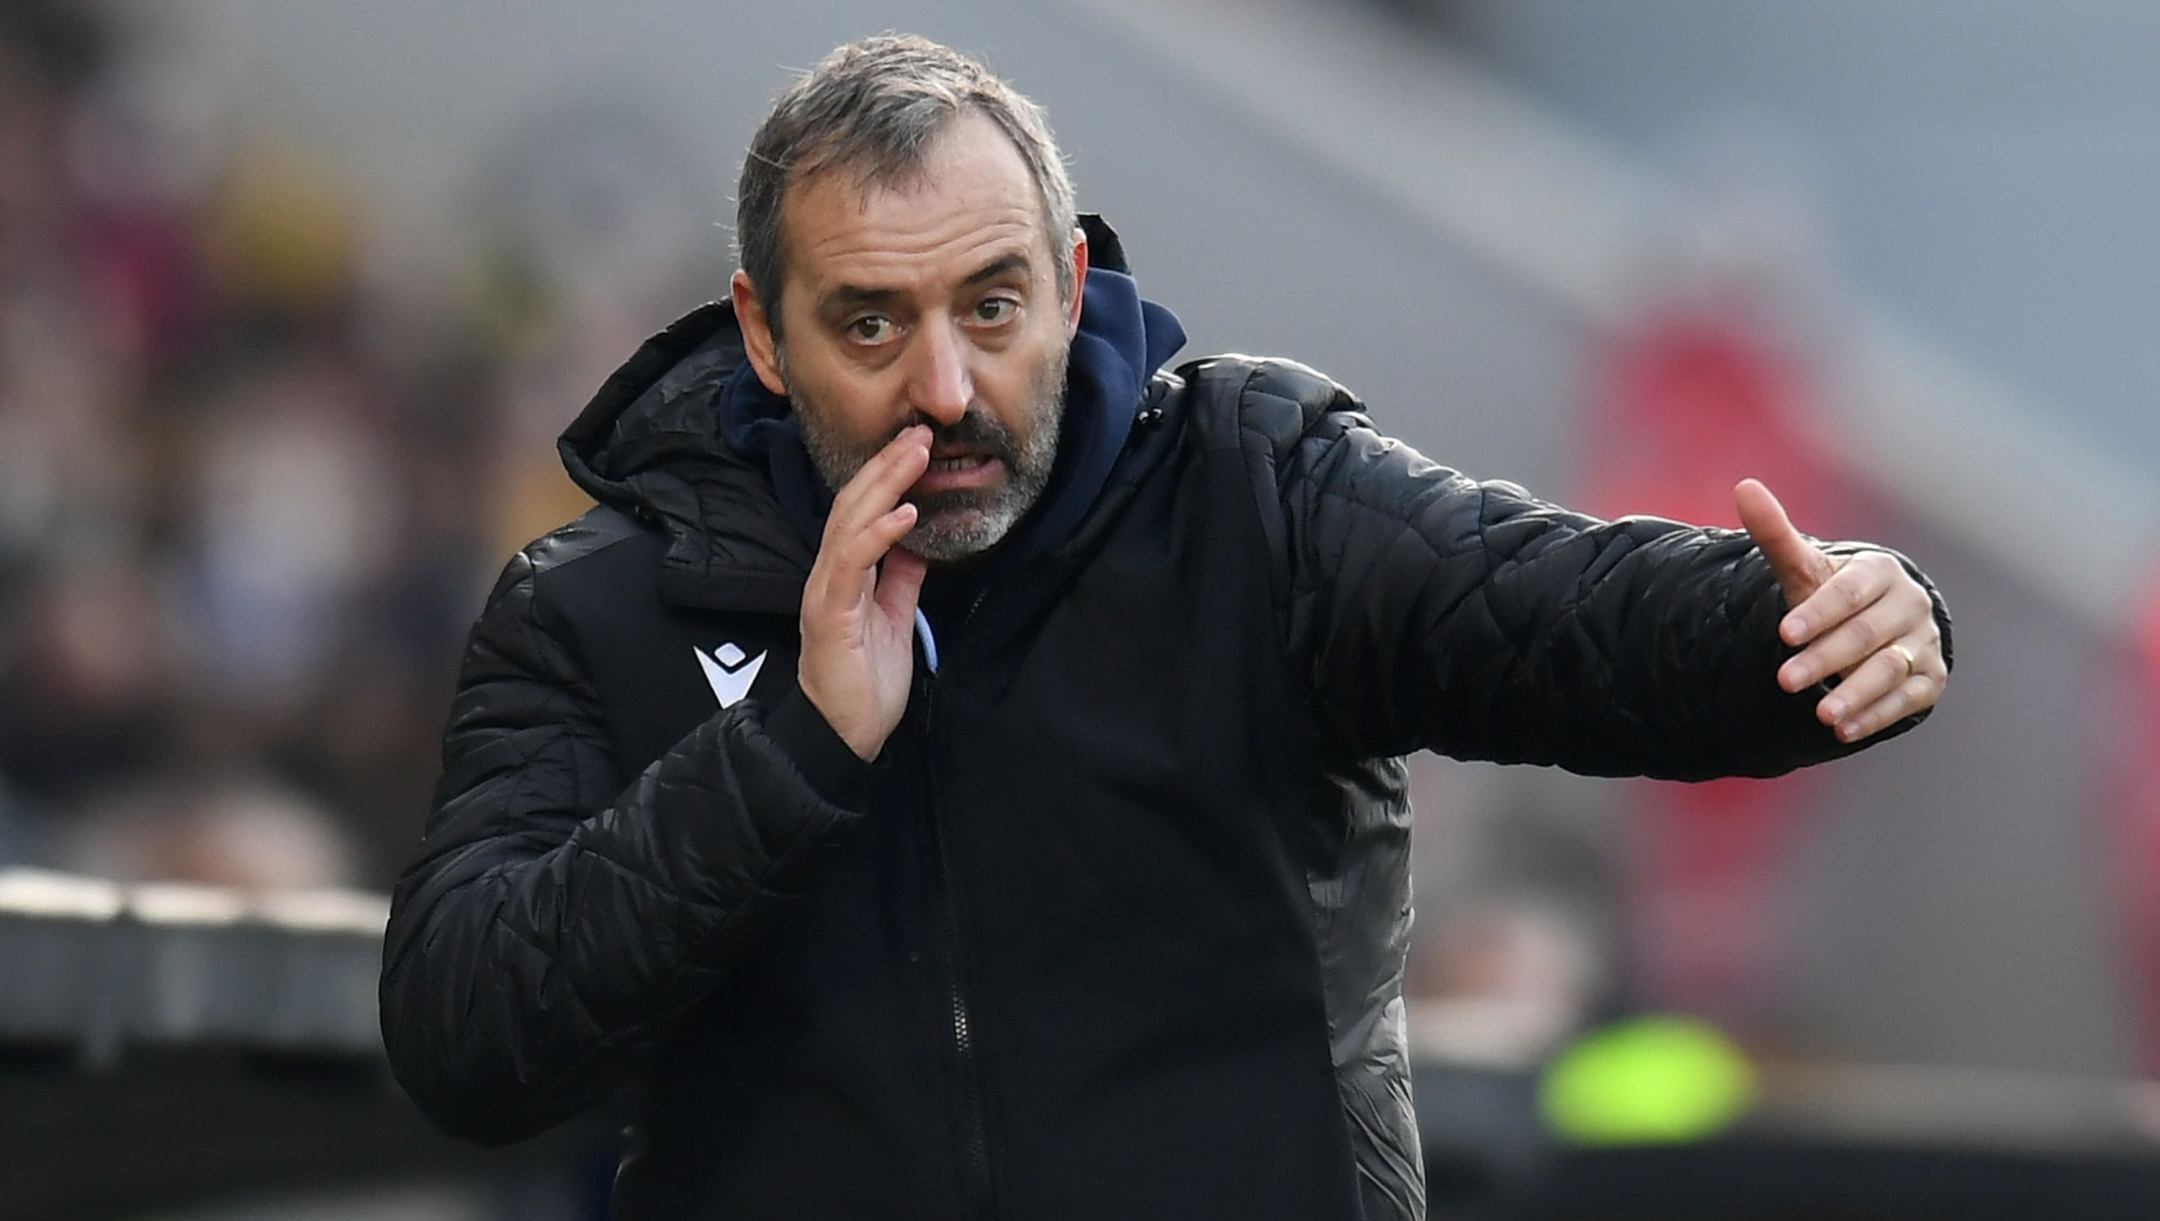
904, 316, 973, 428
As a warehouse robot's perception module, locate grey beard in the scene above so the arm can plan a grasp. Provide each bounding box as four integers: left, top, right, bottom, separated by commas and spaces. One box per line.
791, 353, 1067, 563
897, 407, 1060, 561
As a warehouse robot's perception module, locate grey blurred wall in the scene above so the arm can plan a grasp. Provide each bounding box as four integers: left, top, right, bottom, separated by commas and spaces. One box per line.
1439, 0, 2160, 476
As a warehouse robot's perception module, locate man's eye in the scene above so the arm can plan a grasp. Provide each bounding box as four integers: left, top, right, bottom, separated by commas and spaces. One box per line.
847, 316, 896, 344
973, 297, 1018, 325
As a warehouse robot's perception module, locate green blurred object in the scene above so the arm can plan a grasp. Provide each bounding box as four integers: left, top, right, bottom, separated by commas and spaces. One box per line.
1540, 1015, 1756, 1145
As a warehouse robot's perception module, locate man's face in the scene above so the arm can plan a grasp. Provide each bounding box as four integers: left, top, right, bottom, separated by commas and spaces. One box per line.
732, 113, 1088, 562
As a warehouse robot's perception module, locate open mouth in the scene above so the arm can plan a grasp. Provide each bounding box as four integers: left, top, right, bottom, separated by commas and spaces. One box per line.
914, 448, 1005, 495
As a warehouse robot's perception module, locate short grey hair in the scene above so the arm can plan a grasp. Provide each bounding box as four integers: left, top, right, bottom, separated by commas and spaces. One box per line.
734, 33, 1078, 340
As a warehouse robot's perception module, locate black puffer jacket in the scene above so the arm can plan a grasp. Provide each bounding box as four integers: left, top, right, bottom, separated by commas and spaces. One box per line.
381, 278, 1948, 1219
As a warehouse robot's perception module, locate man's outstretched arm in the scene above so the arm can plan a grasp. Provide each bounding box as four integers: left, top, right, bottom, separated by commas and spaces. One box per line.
1277, 399, 1950, 776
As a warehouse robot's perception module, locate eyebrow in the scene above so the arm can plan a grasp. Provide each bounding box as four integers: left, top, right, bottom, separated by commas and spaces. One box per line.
818, 252, 1035, 314
960, 252, 1031, 288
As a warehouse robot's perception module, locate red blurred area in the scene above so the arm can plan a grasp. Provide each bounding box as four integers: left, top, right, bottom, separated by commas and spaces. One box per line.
1581, 293, 1868, 1030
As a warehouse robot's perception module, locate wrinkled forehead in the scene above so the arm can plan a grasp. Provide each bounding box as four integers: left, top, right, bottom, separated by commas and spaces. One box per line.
777, 114, 1055, 298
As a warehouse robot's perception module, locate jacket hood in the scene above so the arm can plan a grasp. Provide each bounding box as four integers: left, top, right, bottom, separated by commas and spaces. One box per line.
555, 214, 1181, 611
556, 304, 811, 612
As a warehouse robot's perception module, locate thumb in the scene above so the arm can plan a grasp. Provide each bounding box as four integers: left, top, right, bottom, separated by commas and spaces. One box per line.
874, 547, 928, 624
1735, 477, 1832, 607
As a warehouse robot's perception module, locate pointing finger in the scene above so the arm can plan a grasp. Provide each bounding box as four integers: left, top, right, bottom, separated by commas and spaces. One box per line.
1736, 478, 1836, 618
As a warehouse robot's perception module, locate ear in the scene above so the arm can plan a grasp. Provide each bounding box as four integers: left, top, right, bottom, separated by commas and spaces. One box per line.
1063, 228, 1090, 340
731, 270, 789, 397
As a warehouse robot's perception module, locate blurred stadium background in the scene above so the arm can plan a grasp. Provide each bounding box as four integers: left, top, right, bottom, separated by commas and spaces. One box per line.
6, 0, 2160, 1216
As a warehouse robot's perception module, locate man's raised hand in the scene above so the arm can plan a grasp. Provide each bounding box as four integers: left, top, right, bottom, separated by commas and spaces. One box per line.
1734, 478, 1946, 743
799, 425, 932, 761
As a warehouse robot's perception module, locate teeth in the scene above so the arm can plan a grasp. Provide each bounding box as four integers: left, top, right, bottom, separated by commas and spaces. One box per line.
929, 455, 988, 471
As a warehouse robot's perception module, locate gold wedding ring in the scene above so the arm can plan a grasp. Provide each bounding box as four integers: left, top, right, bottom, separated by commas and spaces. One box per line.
1888, 642, 1919, 677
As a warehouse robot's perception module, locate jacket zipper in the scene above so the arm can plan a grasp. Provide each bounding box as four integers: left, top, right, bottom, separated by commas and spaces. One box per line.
921, 593, 997, 1221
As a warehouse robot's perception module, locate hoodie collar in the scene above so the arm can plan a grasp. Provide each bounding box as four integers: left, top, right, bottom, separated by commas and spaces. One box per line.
555, 305, 813, 613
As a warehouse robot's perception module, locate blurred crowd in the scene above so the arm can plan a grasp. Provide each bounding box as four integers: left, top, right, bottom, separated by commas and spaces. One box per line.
0, 2, 722, 890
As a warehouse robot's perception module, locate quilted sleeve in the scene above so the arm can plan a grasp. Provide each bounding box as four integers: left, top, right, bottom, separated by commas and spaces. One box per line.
1278, 405, 1951, 778
378, 546, 874, 1146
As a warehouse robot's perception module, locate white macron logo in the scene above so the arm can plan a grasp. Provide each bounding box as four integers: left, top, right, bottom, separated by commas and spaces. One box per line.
695, 642, 766, 709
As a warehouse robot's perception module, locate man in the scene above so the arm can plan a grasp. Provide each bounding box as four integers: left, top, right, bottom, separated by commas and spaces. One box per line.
380, 34, 1950, 1221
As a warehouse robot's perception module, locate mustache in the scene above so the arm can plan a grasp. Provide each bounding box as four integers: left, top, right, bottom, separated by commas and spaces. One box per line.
888, 408, 1021, 464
